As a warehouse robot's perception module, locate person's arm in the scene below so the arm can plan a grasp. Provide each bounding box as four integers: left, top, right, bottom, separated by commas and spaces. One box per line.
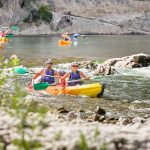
59, 72, 70, 82
33, 69, 45, 79
54, 70, 59, 78
80, 71, 90, 80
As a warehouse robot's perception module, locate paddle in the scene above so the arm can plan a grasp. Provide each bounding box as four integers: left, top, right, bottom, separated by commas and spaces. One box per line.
34, 82, 57, 90
14, 68, 29, 74
11, 25, 17, 31
6, 33, 14, 38
14, 68, 60, 79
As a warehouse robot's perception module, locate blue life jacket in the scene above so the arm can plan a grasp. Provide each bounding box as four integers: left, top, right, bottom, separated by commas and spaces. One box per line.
68, 71, 81, 86
42, 69, 55, 84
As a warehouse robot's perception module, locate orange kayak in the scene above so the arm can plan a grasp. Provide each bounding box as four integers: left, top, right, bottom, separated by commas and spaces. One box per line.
58, 40, 72, 46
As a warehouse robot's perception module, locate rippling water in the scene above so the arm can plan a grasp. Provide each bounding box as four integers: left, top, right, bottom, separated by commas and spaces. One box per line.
1, 35, 150, 117
14, 64, 150, 118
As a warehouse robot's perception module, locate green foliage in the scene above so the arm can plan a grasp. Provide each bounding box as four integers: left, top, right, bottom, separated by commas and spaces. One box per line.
54, 131, 62, 141
0, 54, 49, 149
23, 5, 53, 24
12, 139, 41, 150
39, 5, 53, 23
99, 143, 107, 150
79, 133, 89, 150
94, 127, 100, 139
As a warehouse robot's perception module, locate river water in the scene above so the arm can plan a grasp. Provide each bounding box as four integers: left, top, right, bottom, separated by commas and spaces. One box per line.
2, 35, 150, 118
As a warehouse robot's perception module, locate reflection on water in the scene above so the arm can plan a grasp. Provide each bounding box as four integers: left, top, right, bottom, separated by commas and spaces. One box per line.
2, 35, 150, 61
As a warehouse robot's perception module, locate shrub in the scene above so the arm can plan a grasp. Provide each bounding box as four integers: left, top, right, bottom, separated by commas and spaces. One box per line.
39, 5, 53, 23
23, 5, 53, 23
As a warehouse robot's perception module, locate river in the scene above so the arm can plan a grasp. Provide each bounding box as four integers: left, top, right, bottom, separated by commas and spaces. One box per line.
1, 35, 150, 118
2, 35, 150, 60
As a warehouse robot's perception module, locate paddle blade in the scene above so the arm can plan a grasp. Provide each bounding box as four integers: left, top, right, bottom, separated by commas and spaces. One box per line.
6, 33, 14, 38
15, 68, 28, 74
34, 82, 50, 90
11, 25, 17, 31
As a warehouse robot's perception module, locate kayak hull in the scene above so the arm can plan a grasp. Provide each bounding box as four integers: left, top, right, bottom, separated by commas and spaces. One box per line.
58, 40, 72, 46
0, 37, 8, 45
46, 82, 105, 98
0, 37, 8, 43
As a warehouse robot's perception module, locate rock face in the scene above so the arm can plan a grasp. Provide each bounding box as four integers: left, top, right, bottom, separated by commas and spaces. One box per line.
94, 53, 150, 75
0, 0, 150, 35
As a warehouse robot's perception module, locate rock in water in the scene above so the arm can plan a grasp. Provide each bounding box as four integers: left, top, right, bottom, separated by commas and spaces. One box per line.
95, 106, 106, 115
57, 106, 69, 113
94, 53, 150, 75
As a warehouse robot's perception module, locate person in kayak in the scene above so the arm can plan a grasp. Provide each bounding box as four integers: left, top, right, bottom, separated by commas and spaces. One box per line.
0, 31, 6, 42
60, 62, 90, 86
72, 33, 80, 41
61, 32, 71, 41
33, 59, 59, 84
0, 28, 10, 42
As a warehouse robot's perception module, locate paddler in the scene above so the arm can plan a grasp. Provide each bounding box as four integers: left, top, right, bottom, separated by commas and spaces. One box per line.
0, 28, 10, 42
33, 59, 59, 84
60, 62, 90, 86
61, 32, 71, 41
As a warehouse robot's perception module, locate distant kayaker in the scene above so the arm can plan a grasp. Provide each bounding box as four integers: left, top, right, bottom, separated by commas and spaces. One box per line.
0, 28, 9, 42
72, 33, 80, 41
60, 62, 90, 86
61, 32, 71, 41
33, 59, 59, 84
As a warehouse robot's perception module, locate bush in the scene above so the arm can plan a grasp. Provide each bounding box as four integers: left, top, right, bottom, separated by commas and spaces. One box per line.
39, 5, 53, 23
23, 5, 53, 23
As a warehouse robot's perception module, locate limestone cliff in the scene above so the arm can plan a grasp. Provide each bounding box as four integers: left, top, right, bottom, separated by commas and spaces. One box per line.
0, 0, 150, 35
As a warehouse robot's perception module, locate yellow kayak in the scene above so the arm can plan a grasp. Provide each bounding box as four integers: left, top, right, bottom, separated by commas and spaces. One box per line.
46, 82, 105, 98
58, 40, 72, 46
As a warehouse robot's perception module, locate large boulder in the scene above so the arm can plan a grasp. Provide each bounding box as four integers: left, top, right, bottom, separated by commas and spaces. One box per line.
94, 53, 150, 75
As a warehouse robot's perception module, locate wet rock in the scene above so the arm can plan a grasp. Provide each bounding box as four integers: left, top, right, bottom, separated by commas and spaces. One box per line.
117, 117, 132, 125
133, 55, 150, 67
66, 111, 77, 121
87, 114, 101, 122
132, 117, 145, 124
95, 106, 106, 115
144, 114, 150, 119
78, 109, 85, 113
86, 119, 93, 122
57, 115, 65, 121
94, 64, 116, 76
78, 61, 98, 70
57, 106, 69, 113
99, 116, 106, 122
104, 116, 119, 124
94, 54, 150, 75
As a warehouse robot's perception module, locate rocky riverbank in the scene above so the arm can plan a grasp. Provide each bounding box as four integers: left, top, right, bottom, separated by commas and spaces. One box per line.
0, 106, 150, 150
